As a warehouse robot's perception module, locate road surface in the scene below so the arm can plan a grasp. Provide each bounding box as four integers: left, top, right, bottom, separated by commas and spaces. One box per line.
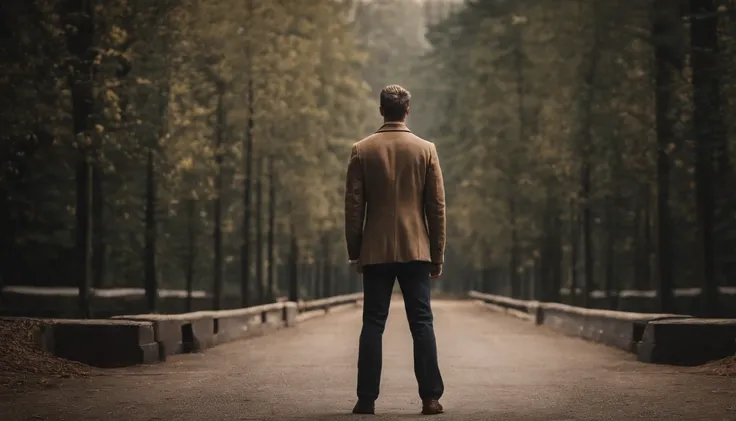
1, 300, 735, 420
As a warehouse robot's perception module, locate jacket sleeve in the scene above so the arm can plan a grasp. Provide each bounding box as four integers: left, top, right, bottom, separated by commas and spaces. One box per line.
424, 143, 446, 264
344, 144, 365, 261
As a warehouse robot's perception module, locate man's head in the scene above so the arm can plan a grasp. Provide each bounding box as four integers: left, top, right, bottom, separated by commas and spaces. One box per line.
379, 84, 411, 122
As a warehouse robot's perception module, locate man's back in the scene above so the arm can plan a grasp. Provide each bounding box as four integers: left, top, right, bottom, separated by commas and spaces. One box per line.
346, 85, 446, 416
344, 122, 445, 267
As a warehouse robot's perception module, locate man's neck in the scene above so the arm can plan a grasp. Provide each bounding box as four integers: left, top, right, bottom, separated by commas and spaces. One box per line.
383, 120, 406, 125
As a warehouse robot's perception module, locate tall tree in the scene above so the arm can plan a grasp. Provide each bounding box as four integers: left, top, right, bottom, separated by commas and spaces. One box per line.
689, 0, 722, 316
63, 0, 96, 318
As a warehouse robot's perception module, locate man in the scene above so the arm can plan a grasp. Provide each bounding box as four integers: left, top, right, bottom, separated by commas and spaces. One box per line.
344, 85, 446, 416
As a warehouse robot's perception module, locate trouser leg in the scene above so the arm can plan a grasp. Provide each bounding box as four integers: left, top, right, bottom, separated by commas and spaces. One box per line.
357, 264, 395, 402
397, 262, 444, 401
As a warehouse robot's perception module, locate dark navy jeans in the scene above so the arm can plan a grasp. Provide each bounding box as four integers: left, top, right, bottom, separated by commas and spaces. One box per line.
357, 261, 444, 402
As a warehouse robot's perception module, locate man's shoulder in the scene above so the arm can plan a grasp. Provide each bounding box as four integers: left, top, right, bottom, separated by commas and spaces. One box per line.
353, 132, 434, 151
353, 133, 379, 149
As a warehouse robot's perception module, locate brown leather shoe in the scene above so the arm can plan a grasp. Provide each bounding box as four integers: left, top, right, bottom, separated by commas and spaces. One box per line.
421, 399, 444, 415
352, 400, 375, 415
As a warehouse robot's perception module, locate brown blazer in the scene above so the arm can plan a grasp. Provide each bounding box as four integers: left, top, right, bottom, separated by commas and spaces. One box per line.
344, 122, 446, 267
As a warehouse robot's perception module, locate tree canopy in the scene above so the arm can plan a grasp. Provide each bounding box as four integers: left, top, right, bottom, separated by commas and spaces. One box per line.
2, 0, 734, 317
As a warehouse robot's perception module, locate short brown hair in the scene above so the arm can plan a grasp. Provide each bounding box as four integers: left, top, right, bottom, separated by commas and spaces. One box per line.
380, 85, 411, 121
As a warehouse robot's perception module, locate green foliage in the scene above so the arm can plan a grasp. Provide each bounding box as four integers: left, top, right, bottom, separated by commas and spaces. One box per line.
4, 0, 736, 304
0, 0, 372, 294
416, 0, 736, 296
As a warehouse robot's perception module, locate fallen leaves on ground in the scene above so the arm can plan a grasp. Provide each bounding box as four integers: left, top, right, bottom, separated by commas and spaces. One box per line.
695, 356, 736, 377
0, 318, 92, 389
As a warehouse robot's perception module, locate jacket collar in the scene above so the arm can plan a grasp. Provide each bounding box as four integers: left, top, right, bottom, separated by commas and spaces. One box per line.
376, 122, 411, 133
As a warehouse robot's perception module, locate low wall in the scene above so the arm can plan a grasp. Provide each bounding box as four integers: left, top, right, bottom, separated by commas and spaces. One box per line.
558, 287, 736, 318
637, 318, 736, 365
297, 292, 362, 312
469, 291, 736, 365
18, 317, 160, 368
467, 291, 541, 323
28, 293, 362, 368
111, 312, 217, 359
540, 302, 687, 352
0, 286, 239, 318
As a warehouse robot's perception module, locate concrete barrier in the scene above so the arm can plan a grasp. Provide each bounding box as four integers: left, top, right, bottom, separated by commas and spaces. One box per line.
205, 302, 287, 345
109, 295, 362, 362
6, 285, 730, 319
8, 294, 363, 369
469, 291, 541, 323
106, 294, 362, 361
296, 309, 329, 323
638, 318, 736, 365
540, 302, 688, 352
559, 286, 736, 318
114, 304, 286, 354
112, 313, 215, 360
204, 296, 361, 343
210, 307, 262, 343
469, 291, 693, 354
295, 293, 363, 323
33, 318, 159, 367
263, 303, 286, 329
298, 293, 363, 313
283, 301, 298, 327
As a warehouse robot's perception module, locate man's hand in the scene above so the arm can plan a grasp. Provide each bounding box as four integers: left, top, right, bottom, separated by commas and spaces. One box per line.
349, 259, 362, 274
430, 263, 442, 279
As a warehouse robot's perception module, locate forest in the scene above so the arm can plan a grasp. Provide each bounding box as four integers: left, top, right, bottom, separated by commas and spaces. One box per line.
419, 0, 736, 318
1, 0, 734, 317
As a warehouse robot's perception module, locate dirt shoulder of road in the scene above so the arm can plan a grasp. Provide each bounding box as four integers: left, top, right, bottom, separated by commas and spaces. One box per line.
0, 319, 94, 393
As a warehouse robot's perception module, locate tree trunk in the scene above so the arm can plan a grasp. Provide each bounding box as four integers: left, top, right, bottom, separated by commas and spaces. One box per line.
185, 199, 196, 313
653, 0, 677, 312
241, 0, 255, 308
690, 0, 720, 316
75, 157, 93, 318
581, 163, 593, 309
305, 262, 314, 300
92, 166, 105, 289
480, 244, 491, 294
333, 264, 341, 296
578, 13, 602, 308
633, 207, 643, 290
212, 83, 226, 311
314, 250, 322, 298
539, 195, 561, 302
255, 154, 264, 304
509, 25, 525, 300
550, 203, 563, 303
144, 149, 157, 313
606, 131, 624, 308
64, 0, 96, 318
569, 199, 579, 305
321, 234, 332, 298
267, 155, 276, 303
604, 195, 617, 310
643, 188, 653, 289
509, 197, 520, 299
288, 221, 299, 303
538, 232, 548, 302
481, 265, 491, 294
